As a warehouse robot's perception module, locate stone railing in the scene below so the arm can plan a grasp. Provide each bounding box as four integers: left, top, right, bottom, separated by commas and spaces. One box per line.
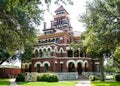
56, 72, 78, 81
82, 72, 101, 77
25, 72, 78, 81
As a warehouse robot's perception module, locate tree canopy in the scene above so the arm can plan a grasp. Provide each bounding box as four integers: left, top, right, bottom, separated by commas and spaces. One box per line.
80, 0, 120, 81
0, 0, 73, 64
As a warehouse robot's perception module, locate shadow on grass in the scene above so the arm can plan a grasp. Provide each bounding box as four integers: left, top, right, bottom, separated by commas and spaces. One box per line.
17, 81, 78, 86
17, 81, 29, 85
0, 79, 9, 86
92, 81, 120, 86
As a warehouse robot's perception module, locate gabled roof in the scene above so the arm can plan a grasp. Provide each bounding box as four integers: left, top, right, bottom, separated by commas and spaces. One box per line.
55, 5, 69, 14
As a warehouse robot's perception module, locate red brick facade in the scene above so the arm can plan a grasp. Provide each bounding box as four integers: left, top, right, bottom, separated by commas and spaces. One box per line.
0, 67, 21, 78
29, 6, 100, 75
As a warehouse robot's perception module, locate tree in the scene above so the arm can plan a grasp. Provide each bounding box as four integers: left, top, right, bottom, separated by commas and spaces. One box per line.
80, 0, 120, 81
0, 0, 73, 65
21, 43, 33, 63
113, 46, 120, 70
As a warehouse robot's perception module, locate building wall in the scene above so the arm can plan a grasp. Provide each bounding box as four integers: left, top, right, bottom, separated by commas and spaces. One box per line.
31, 57, 94, 73
0, 68, 21, 78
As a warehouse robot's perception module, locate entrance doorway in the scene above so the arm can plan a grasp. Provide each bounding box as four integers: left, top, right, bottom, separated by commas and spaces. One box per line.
68, 62, 75, 72
77, 62, 83, 75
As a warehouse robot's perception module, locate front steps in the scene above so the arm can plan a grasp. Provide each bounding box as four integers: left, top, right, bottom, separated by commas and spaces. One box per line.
78, 75, 89, 80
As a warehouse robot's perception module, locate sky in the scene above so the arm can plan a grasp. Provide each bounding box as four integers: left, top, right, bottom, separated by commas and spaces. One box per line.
38, 0, 86, 33
1, 0, 87, 67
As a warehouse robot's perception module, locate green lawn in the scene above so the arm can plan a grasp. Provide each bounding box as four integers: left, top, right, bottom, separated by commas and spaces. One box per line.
18, 81, 78, 86
0, 78, 9, 86
92, 81, 120, 86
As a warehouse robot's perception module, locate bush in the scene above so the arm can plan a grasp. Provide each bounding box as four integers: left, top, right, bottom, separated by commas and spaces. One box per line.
48, 75, 58, 82
89, 75, 100, 81
37, 73, 58, 82
115, 74, 120, 81
16, 73, 25, 82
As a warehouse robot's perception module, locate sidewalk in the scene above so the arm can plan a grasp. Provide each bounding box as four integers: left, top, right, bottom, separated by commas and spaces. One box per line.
10, 78, 18, 86
76, 80, 91, 86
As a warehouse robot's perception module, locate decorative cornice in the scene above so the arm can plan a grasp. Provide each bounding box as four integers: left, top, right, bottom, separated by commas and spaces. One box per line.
38, 32, 71, 40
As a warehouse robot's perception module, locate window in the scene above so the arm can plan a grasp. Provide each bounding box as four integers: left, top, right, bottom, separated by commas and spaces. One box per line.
60, 50, 63, 57
48, 48, 51, 57
35, 50, 38, 58
96, 65, 100, 72
39, 49, 42, 57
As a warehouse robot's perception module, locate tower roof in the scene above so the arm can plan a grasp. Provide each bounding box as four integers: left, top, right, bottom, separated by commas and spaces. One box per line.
55, 5, 69, 14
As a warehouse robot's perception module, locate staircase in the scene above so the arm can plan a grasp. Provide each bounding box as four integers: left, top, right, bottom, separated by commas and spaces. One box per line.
78, 75, 89, 80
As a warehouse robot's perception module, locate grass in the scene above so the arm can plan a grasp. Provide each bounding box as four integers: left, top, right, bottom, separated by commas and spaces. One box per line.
0, 78, 10, 86
92, 81, 120, 86
18, 81, 78, 86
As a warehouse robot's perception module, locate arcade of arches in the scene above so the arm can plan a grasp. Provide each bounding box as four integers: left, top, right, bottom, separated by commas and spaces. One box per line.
34, 60, 88, 75
34, 47, 86, 58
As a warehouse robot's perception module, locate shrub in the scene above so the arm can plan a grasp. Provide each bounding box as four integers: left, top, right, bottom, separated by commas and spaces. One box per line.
16, 73, 25, 82
89, 75, 100, 81
41, 74, 49, 81
115, 74, 120, 81
37, 73, 58, 82
48, 75, 58, 82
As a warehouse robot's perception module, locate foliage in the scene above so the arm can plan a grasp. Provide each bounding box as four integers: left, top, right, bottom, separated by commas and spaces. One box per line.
16, 73, 25, 82
48, 75, 58, 82
80, 0, 120, 81
89, 75, 100, 81
92, 81, 120, 86
37, 73, 58, 82
114, 46, 120, 69
21, 44, 33, 62
114, 74, 120, 82
0, 0, 73, 64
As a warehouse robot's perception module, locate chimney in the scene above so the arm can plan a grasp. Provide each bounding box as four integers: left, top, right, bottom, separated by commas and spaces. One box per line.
43, 22, 46, 30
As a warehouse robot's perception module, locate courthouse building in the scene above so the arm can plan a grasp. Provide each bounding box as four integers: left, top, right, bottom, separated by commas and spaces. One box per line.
23, 6, 100, 75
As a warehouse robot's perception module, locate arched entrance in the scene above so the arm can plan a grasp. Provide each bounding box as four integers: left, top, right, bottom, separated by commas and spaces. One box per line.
36, 64, 40, 73
77, 62, 83, 75
68, 62, 75, 72
44, 63, 49, 72
85, 62, 88, 72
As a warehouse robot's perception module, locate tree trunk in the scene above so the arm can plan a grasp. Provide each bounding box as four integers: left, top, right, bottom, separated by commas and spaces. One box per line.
100, 57, 105, 81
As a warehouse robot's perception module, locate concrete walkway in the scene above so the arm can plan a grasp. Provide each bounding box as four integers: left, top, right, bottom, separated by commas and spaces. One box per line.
10, 78, 18, 86
76, 80, 91, 86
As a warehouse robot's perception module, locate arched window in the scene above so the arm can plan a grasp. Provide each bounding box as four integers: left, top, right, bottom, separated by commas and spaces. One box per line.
39, 49, 43, 57
80, 51, 84, 57
44, 63, 49, 72
60, 50, 63, 57
67, 50, 73, 57
43, 49, 47, 57
25, 64, 28, 72
35, 50, 38, 58
48, 48, 51, 57
36, 64, 40, 73
74, 50, 79, 57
